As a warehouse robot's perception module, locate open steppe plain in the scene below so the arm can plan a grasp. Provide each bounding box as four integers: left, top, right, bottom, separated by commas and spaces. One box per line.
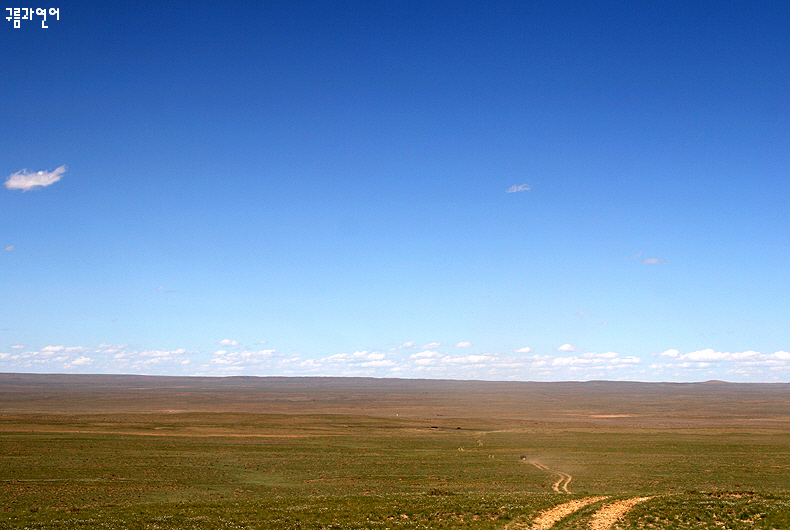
2, 374, 790, 529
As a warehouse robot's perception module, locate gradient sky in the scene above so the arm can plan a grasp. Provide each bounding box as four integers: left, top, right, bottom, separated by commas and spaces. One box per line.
2, 0, 789, 381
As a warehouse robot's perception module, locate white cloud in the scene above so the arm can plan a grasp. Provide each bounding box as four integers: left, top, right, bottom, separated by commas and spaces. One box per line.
410, 350, 441, 366
445, 354, 491, 365
219, 339, 238, 346
66, 356, 92, 367
557, 343, 581, 352
657, 349, 680, 358
454, 341, 472, 348
211, 348, 275, 367
583, 351, 619, 359
422, 342, 441, 349
514, 347, 533, 353
506, 184, 531, 193
5, 166, 66, 191
4, 246, 14, 251
411, 350, 440, 359
41, 345, 65, 354
642, 258, 667, 264
98, 343, 128, 354
359, 359, 395, 367
681, 349, 759, 362
390, 340, 416, 351
10, 344, 25, 350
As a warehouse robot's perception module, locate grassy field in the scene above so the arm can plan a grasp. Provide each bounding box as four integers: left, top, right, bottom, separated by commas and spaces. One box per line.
1, 374, 790, 529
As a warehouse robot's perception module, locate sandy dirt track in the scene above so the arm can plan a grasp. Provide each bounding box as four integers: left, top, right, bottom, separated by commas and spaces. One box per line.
589, 497, 653, 530
528, 461, 572, 493
506, 496, 607, 530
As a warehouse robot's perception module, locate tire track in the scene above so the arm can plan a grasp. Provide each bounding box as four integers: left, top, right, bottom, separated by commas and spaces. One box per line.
527, 460, 572, 493
589, 497, 653, 530
505, 497, 608, 530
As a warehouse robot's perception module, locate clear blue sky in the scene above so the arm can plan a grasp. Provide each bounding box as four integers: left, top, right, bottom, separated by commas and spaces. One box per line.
2, 0, 789, 381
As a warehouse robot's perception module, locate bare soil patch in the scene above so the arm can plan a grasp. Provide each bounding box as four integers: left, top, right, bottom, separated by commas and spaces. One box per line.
589, 497, 653, 530
507, 496, 607, 530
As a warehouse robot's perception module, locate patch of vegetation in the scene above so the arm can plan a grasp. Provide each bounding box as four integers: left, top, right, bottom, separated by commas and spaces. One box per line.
2, 376, 790, 529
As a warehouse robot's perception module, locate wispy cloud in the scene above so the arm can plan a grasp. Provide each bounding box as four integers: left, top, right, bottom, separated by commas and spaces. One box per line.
454, 341, 472, 348
65, 356, 93, 368
5, 166, 66, 191
211, 348, 275, 370
4, 246, 13, 251
514, 347, 533, 353
642, 258, 667, 264
10, 344, 25, 350
218, 339, 238, 346
557, 343, 581, 352
390, 340, 416, 351
506, 184, 531, 193
422, 342, 441, 349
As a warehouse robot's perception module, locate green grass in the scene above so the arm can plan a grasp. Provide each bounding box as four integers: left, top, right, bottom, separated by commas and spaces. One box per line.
2, 377, 790, 529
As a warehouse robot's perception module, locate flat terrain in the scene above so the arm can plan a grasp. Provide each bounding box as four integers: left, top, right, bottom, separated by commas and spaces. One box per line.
1, 374, 790, 529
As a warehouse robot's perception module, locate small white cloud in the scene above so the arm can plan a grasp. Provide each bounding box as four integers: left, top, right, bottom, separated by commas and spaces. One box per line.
67, 356, 92, 367
4, 246, 14, 251
445, 354, 491, 365
10, 344, 25, 350
583, 351, 619, 359
557, 343, 580, 352
156, 286, 164, 291
657, 349, 680, 358
219, 339, 238, 346
682, 349, 759, 362
514, 347, 533, 353
390, 340, 416, 351
410, 350, 441, 359
422, 342, 441, 349
256, 340, 268, 345
622, 252, 643, 261
506, 184, 531, 193
454, 341, 472, 348
360, 359, 395, 367
575, 312, 587, 318
5, 166, 66, 191
642, 258, 667, 264
41, 345, 65, 353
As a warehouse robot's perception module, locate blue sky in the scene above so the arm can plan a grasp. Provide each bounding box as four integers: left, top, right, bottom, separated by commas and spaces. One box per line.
2, 0, 789, 381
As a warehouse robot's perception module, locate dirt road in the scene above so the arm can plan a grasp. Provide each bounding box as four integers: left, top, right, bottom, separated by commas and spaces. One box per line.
506, 496, 607, 530
528, 461, 572, 493
589, 497, 653, 530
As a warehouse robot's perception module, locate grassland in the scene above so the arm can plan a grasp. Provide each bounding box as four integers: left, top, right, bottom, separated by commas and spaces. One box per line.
1, 374, 790, 529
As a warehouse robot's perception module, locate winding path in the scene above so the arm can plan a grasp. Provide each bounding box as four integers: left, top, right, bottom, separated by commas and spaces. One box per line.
528, 460, 572, 493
